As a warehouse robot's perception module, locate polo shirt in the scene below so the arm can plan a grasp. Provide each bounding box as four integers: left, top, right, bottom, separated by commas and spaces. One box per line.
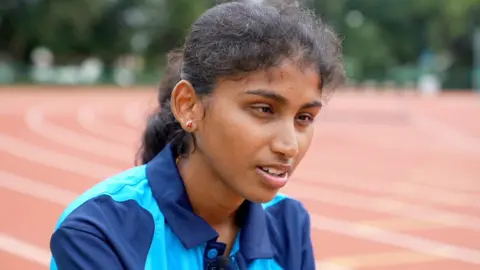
49, 144, 315, 269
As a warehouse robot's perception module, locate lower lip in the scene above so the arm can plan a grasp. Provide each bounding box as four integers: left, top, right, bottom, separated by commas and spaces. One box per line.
256, 167, 289, 189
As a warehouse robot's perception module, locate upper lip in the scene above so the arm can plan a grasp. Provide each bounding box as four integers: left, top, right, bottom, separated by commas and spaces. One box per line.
257, 163, 293, 175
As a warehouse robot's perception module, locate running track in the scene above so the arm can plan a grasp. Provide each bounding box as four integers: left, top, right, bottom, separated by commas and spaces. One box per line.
1, 86, 479, 270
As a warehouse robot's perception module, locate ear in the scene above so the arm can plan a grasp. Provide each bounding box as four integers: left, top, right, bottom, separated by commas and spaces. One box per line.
170, 80, 203, 132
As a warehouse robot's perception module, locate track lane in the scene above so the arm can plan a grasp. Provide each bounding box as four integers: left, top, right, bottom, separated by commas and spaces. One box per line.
1, 88, 479, 270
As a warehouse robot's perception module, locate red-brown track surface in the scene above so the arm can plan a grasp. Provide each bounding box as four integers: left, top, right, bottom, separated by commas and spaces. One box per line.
1, 86, 479, 270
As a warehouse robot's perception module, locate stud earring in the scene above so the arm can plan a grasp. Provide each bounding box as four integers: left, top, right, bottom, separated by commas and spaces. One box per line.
186, 120, 193, 129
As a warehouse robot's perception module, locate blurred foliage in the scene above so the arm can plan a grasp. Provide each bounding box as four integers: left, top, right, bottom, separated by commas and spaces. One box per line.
0, 0, 479, 88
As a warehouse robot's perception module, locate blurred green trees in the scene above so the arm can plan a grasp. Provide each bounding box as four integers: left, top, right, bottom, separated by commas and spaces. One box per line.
0, 0, 479, 88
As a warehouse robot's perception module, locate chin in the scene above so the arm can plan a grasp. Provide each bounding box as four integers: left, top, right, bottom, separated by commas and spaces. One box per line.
244, 188, 279, 203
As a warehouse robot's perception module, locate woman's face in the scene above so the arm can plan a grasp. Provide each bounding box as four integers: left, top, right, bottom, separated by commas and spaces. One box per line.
183, 61, 323, 203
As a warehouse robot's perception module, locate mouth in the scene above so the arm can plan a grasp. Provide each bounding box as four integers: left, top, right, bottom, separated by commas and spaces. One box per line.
256, 165, 291, 189
258, 166, 288, 177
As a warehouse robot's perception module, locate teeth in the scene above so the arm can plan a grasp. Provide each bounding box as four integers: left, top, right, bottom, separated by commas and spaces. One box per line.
261, 167, 285, 176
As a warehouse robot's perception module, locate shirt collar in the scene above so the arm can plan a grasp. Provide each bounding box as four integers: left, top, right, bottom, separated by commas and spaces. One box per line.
146, 144, 273, 260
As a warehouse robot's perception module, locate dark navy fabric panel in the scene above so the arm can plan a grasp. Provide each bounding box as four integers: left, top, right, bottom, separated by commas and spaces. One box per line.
51, 226, 124, 270
146, 148, 219, 249
49, 165, 159, 270
50, 195, 155, 270
263, 196, 315, 270
300, 210, 315, 270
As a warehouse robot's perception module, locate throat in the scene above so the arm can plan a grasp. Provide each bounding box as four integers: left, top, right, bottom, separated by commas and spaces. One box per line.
176, 152, 244, 255
215, 223, 239, 256
177, 154, 245, 226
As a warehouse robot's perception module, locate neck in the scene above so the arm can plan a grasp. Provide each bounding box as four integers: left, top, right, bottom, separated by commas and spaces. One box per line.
178, 153, 245, 227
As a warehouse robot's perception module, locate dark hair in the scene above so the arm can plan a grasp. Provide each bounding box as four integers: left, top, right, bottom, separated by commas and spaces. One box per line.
135, 0, 346, 165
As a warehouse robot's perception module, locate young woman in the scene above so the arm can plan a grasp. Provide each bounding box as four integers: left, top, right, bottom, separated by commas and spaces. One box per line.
49, 0, 345, 269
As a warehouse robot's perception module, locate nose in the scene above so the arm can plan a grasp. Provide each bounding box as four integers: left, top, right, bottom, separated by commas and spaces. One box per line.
270, 123, 299, 159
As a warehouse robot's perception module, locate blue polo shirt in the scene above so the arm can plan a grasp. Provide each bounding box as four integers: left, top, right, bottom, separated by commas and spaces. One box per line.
49, 144, 315, 269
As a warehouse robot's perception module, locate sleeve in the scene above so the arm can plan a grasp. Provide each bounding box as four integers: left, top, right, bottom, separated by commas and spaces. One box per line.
49, 194, 155, 270
50, 226, 124, 270
300, 211, 316, 270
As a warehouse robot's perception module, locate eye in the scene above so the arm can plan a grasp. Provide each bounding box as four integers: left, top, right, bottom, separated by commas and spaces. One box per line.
250, 104, 274, 115
296, 113, 314, 125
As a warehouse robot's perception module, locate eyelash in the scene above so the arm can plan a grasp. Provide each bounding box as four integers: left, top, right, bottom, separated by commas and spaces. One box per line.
250, 105, 315, 124
252, 105, 273, 114
296, 113, 314, 123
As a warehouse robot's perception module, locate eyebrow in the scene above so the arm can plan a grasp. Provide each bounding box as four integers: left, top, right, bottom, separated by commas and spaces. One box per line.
243, 89, 323, 109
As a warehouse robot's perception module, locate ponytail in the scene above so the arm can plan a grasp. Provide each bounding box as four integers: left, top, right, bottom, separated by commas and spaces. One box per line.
135, 49, 189, 165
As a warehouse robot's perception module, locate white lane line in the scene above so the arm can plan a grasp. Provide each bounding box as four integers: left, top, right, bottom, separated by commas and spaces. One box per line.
391, 180, 480, 208
414, 114, 480, 153
25, 104, 134, 163
310, 213, 480, 265
0, 232, 50, 267
4, 128, 477, 233
2, 129, 479, 232
0, 131, 478, 266
298, 171, 480, 209
77, 104, 138, 144
284, 181, 480, 232
0, 171, 74, 268
0, 133, 119, 179
0, 170, 76, 206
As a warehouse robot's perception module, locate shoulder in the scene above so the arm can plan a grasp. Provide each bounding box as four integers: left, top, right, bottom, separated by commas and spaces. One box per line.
50, 165, 161, 269
262, 192, 310, 226
54, 165, 158, 229
261, 193, 311, 242
261, 193, 314, 269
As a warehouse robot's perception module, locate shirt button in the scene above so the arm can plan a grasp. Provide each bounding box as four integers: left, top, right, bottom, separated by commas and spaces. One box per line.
207, 248, 218, 259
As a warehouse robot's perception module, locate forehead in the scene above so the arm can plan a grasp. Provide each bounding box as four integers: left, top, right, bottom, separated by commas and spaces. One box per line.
216, 61, 322, 99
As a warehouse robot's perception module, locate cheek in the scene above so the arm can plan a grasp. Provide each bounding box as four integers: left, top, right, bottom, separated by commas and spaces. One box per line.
201, 103, 266, 157
297, 127, 314, 158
